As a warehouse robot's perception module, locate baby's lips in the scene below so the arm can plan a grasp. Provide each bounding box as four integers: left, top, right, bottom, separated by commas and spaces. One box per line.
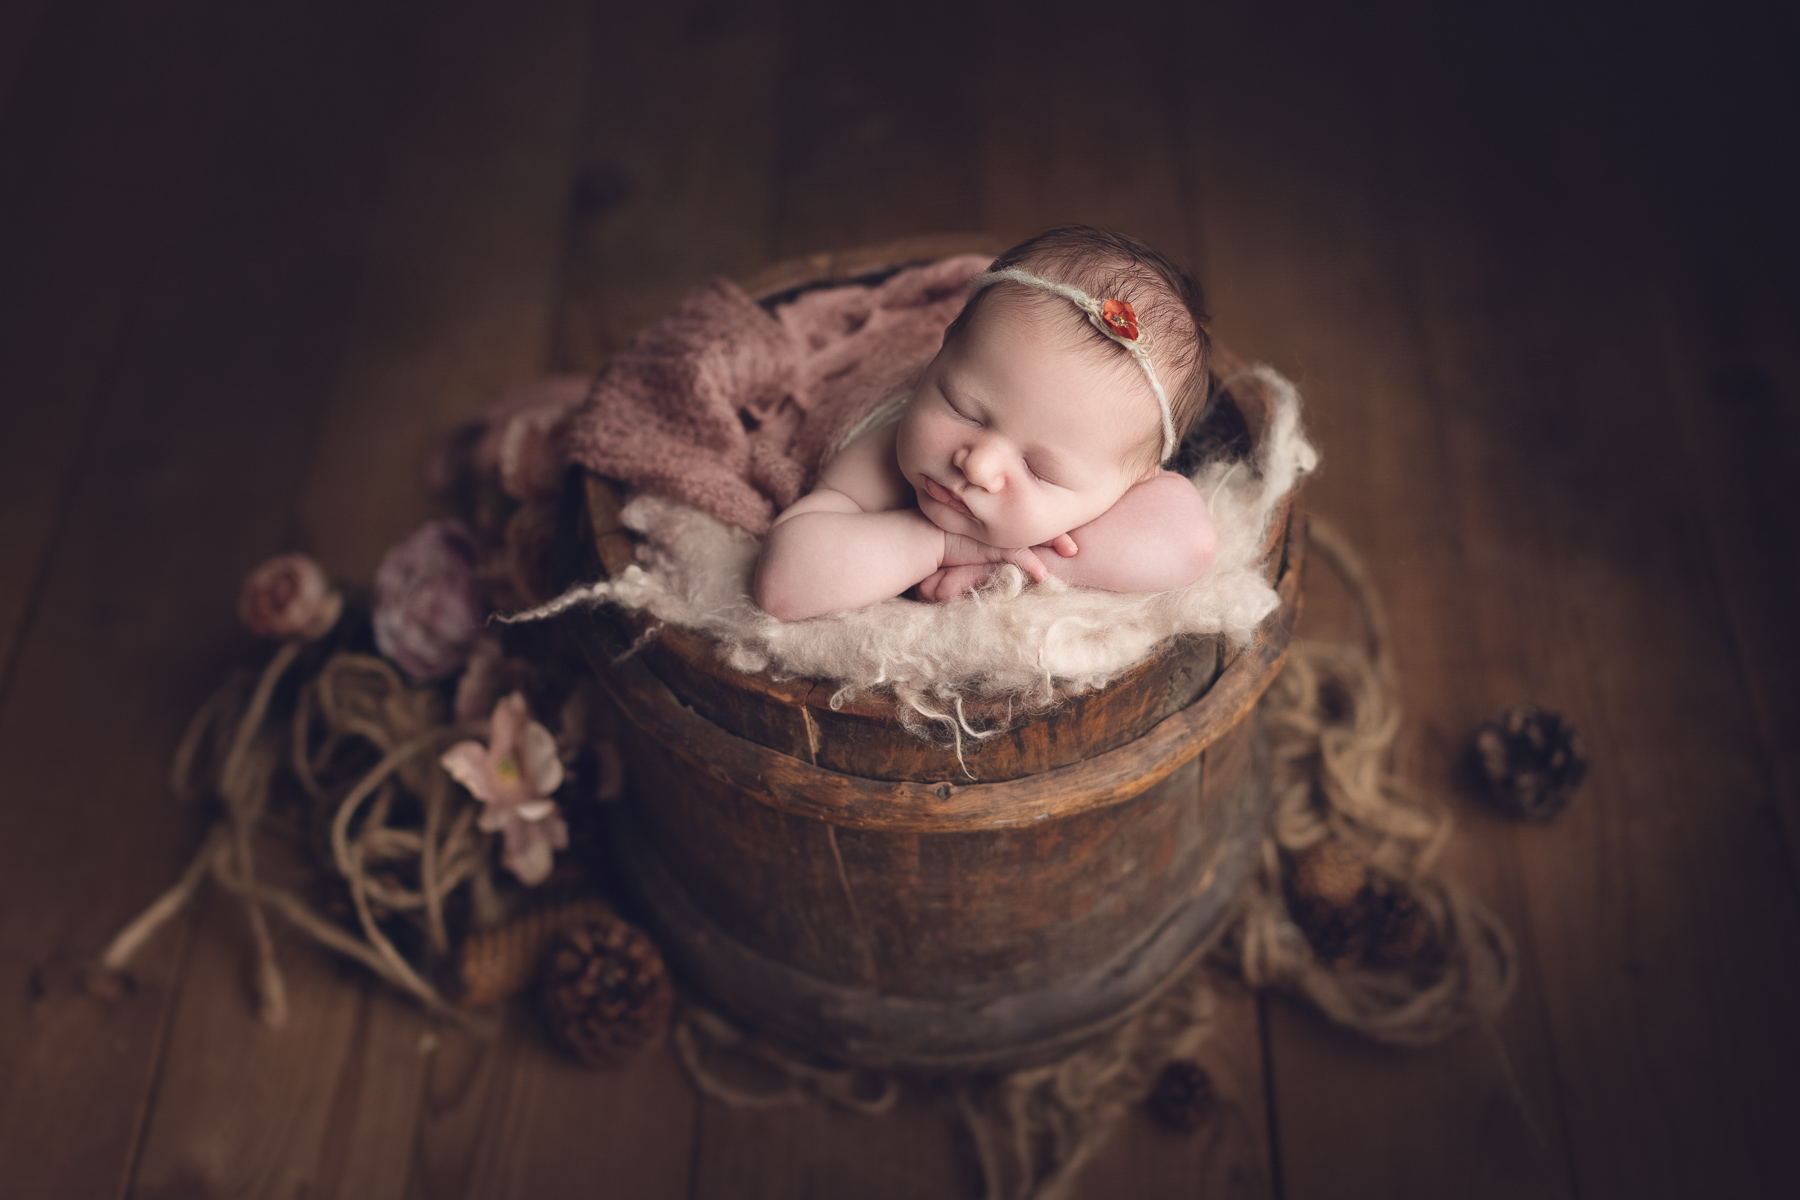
922, 475, 974, 519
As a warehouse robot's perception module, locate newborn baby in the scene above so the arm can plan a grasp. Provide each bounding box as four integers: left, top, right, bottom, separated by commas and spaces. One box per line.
754, 227, 1219, 621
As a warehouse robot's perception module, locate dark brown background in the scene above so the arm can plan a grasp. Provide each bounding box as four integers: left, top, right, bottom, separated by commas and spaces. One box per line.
1, 0, 1797, 1195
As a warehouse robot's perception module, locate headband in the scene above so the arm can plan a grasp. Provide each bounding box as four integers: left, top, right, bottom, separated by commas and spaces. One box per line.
967, 267, 1178, 462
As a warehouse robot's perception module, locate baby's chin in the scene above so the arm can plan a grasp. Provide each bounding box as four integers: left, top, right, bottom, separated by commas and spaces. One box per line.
915, 492, 978, 538
913, 484, 1067, 549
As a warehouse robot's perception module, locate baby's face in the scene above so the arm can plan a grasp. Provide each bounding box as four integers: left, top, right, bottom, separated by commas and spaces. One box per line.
897, 297, 1161, 550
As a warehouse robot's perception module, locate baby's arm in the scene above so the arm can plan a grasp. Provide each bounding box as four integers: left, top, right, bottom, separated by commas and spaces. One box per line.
752, 423, 1049, 620
755, 492, 949, 619
1040, 472, 1217, 591
919, 473, 1216, 601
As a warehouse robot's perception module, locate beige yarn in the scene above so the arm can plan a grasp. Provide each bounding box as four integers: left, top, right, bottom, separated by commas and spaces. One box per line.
671, 517, 1519, 1199
97, 648, 499, 1029
94, 518, 1518, 1198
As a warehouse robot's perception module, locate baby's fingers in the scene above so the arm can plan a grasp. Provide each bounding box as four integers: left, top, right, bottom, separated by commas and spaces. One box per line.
1008, 546, 1050, 583
1050, 533, 1078, 557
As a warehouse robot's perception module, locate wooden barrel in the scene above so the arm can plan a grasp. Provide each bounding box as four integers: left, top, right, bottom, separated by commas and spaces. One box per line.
568, 240, 1304, 1070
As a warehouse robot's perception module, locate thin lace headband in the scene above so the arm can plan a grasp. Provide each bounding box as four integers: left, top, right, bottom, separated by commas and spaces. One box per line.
967, 267, 1178, 462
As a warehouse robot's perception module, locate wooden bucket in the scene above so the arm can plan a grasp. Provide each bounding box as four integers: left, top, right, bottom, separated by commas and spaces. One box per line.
569, 239, 1304, 1070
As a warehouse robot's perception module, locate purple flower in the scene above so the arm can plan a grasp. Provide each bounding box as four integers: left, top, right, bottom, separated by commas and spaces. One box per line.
373, 520, 485, 683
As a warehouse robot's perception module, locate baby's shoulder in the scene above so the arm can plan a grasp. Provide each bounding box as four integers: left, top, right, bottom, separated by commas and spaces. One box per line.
817, 420, 911, 513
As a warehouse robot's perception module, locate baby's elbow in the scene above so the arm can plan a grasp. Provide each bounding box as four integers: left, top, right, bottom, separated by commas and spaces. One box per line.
755, 585, 807, 622
752, 555, 822, 622
1168, 519, 1218, 589
752, 561, 802, 621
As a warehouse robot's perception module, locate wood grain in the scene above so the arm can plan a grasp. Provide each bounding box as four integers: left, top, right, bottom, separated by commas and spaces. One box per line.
976, 0, 1195, 262
1381, 11, 1800, 1195
1176, 4, 1582, 1195
0, 0, 48, 117
0, 0, 238, 700
126, 1, 619, 1196
295, 0, 592, 583
769, 0, 987, 258
690, 1083, 973, 1200
1182, 1, 1800, 1197
0, 3, 435, 1194
402, 1020, 695, 1200
553, 0, 788, 374
4, 0, 1796, 1195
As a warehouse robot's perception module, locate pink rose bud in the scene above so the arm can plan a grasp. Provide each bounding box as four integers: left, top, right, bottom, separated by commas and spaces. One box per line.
372, 520, 486, 683
237, 553, 343, 640
498, 404, 574, 502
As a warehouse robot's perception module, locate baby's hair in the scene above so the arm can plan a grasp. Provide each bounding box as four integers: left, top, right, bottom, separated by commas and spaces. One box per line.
945, 227, 1214, 470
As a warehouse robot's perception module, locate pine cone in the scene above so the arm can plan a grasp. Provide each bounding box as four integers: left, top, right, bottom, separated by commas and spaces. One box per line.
458, 897, 615, 1007
1358, 880, 1435, 969
1146, 1060, 1214, 1132
1282, 841, 1370, 964
1284, 841, 1437, 970
1471, 704, 1588, 821
540, 916, 673, 1067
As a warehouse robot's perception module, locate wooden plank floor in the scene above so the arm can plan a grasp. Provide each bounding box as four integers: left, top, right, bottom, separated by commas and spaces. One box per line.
1, 0, 1795, 1196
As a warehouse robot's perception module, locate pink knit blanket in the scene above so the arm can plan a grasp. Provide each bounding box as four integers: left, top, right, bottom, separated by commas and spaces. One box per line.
566, 255, 992, 535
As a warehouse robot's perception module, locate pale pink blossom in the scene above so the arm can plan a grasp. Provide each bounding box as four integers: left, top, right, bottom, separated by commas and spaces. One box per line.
440, 692, 568, 886
237, 553, 343, 640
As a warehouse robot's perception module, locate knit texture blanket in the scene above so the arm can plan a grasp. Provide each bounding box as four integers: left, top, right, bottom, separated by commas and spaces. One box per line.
526, 254, 1317, 710
567, 255, 993, 535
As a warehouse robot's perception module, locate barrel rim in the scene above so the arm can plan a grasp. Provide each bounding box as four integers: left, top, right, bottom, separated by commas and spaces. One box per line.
579, 505, 1303, 833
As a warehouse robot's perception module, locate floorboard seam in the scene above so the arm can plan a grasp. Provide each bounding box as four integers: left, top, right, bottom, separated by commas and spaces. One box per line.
1256, 992, 1286, 1200
112, 906, 199, 1200
0, 279, 145, 715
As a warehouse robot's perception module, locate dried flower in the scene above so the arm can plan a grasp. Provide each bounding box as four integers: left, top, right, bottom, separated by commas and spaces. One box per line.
441, 692, 568, 885
435, 377, 587, 501
1099, 297, 1140, 341
499, 405, 573, 502
373, 520, 485, 683
237, 553, 343, 640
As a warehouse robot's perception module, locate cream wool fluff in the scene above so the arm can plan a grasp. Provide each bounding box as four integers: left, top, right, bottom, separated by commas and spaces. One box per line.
518, 365, 1316, 718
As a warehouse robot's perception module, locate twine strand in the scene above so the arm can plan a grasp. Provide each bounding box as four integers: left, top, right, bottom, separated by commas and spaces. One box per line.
96, 646, 498, 1031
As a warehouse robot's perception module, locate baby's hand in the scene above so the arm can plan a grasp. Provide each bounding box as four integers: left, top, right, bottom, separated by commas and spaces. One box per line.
916, 564, 999, 603
941, 533, 1052, 581
918, 533, 1075, 603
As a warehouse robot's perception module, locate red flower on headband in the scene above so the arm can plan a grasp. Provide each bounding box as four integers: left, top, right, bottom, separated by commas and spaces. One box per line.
1099, 298, 1139, 341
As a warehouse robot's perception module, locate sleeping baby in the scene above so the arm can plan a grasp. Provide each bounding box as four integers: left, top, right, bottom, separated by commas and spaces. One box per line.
753, 226, 1219, 621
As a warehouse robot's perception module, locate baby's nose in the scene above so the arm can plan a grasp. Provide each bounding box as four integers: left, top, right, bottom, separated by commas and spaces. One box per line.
957, 440, 1006, 491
